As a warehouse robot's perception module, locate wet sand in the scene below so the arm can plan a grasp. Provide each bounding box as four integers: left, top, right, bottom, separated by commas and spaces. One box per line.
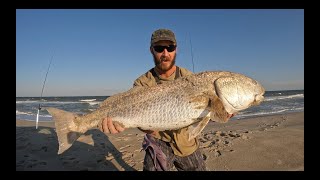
16, 112, 304, 171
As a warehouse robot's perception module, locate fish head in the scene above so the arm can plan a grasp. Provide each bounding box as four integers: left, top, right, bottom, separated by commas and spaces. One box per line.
214, 74, 265, 114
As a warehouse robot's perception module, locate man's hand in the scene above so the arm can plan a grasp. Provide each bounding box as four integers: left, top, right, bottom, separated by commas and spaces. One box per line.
99, 117, 125, 134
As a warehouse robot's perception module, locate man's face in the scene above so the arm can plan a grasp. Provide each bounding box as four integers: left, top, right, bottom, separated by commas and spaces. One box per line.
151, 40, 177, 72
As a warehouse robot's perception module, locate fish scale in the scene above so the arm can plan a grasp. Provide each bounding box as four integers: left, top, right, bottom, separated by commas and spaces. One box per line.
46, 71, 265, 154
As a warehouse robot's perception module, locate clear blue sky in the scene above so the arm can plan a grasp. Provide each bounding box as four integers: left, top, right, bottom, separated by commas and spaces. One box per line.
16, 9, 304, 97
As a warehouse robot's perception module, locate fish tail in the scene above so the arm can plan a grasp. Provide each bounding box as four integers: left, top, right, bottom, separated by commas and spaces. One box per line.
46, 107, 82, 154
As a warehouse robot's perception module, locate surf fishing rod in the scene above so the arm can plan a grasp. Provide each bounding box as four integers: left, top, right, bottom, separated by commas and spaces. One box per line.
36, 51, 54, 129
189, 33, 195, 73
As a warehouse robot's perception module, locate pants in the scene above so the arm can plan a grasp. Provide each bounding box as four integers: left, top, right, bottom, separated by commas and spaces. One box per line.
143, 137, 207, 171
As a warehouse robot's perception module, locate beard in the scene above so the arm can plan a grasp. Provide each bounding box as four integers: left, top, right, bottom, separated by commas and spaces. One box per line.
152, 53, 176, 72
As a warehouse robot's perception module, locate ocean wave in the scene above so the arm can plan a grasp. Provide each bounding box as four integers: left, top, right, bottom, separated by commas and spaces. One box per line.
16, 101, 81, 104
16, 110, 33, 115
235, 107, 304, 119
88, 102, 100, 106
264, 94, 304, 102
16, 91, 304, 122
80, 99, 96, 102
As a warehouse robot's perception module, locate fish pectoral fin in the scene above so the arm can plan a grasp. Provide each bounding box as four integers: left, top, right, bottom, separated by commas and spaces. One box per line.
208, 95, 230, 123
187, 116, 210, 141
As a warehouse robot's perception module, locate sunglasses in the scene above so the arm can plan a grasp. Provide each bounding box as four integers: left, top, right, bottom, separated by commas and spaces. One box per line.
153, 45, 176, 53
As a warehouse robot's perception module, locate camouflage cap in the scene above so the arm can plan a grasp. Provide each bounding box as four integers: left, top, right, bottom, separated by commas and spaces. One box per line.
151, 29, 177, 45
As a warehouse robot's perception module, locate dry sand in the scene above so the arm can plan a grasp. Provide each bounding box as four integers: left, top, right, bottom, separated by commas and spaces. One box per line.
16, 112, 304, 171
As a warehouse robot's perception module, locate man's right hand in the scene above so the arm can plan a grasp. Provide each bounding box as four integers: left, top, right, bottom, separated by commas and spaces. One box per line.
100, 117, 125, 134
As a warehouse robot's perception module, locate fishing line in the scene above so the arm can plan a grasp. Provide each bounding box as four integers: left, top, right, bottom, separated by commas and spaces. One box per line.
36, 51, 54, 129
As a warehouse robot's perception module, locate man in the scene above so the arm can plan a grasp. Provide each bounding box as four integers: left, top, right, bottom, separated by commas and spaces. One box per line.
100, 29, 234, 171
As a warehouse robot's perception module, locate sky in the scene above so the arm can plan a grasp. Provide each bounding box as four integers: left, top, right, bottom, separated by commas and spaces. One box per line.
16, 9, 304, 97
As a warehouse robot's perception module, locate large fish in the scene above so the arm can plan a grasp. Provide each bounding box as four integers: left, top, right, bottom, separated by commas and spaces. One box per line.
46, 71, 265, 154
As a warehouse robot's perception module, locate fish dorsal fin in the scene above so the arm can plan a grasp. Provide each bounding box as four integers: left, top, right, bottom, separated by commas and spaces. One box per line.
99, 86, 145, 108
187, 116, 210, 141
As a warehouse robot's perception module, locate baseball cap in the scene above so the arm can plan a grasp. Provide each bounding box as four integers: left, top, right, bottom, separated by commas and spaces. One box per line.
151, 29, 177, 45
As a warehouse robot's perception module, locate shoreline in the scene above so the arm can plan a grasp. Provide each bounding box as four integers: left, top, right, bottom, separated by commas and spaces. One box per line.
16, 111, 303, 127
16, 111, 304, 171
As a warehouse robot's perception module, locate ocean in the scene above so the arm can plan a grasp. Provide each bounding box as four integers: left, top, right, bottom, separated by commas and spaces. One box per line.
16, 90, 304, 122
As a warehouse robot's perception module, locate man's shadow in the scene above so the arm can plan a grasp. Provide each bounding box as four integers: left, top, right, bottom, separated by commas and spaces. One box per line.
81, 129, 137, 171
16, 126, 137, 171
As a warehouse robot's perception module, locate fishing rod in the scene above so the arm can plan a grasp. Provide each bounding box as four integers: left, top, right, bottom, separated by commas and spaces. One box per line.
189, 33, 195, 73
36, 51, 54, 129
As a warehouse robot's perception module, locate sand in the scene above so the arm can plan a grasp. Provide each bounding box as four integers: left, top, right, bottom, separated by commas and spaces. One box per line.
16, 112, 304, 171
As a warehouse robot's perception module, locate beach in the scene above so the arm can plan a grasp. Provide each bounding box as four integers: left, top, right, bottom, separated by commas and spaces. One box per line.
16, 112, 304, 171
